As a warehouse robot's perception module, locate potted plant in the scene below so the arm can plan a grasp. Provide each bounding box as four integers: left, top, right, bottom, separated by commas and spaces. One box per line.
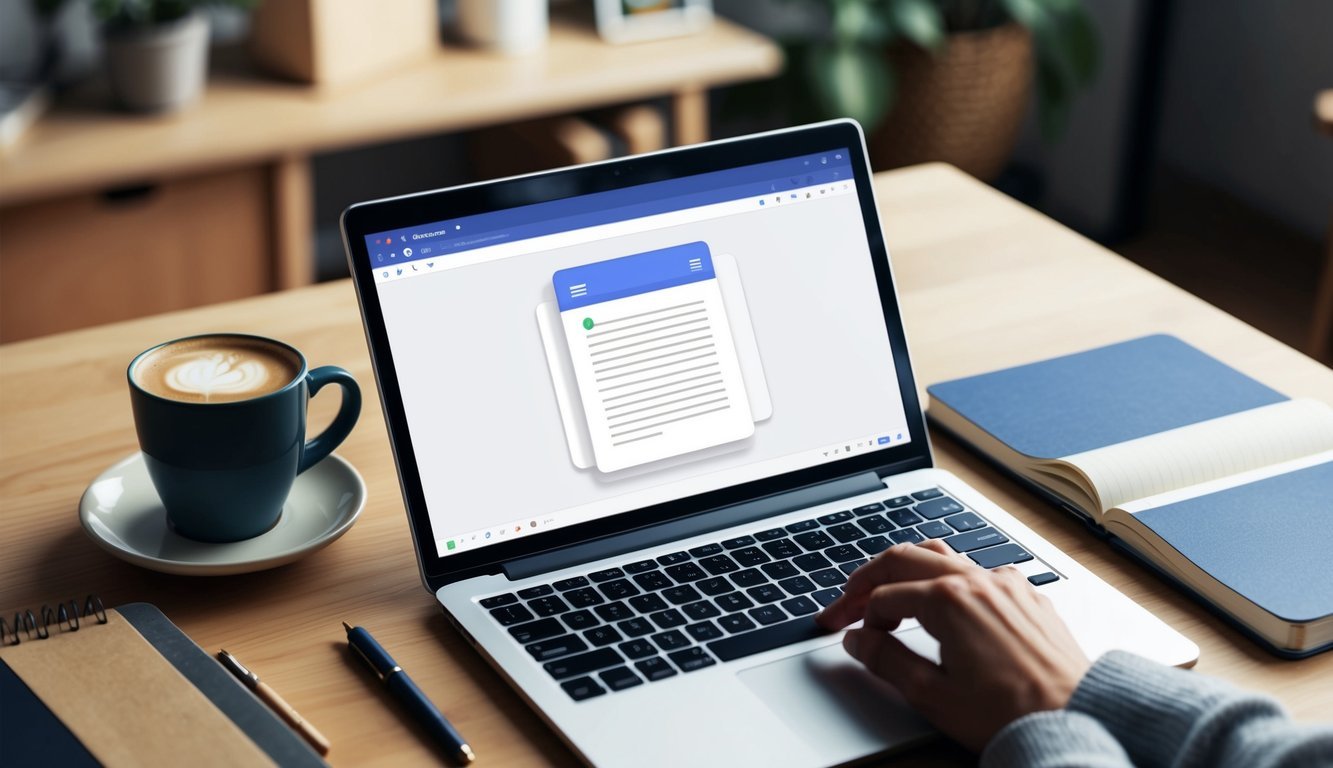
794, 0, 1098, 180
91, 0, 255, 112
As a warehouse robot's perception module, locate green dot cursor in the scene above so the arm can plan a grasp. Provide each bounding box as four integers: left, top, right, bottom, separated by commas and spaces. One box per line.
583, 318, 594, 330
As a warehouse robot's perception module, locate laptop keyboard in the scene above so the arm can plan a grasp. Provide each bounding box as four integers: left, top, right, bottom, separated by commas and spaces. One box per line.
478, 487, 1058, 701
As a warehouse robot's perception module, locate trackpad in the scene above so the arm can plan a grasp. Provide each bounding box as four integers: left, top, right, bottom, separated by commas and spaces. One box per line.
737, 629, 938, 760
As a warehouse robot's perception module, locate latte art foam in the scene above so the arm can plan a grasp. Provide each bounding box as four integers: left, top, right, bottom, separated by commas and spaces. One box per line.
165, 353, 270, 401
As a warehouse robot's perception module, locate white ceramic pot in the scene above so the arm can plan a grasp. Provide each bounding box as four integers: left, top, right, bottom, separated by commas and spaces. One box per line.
456, 0, 548, 56
103, 10, 209, 112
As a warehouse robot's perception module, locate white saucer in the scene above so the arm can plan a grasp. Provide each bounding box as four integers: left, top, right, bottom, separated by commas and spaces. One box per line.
80, 452, 366, 576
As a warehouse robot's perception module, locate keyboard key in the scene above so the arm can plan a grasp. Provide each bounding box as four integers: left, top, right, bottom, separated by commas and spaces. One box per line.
650, 609, 687, 629
817, 510, 853, 525
824, 544, 863, 563
762, 539, 802, 560
887, 508, 924, 527
722, 535, 756, 549
793, 552, 833, 572
915, 497, 964, 520
911, 488, 944, 501
562, 610, 599, 631
544, 648, 622, 680
852, 502, 885, 516
480, 593, 517, 609
858, 514, 893, 534
617, 617, 654, 637
717, 614, 757, 634
665, 563, 708, 583
689, 543, 723, 558
595, 601, 633, 622
748, 604, 787, 626
917, 521, 953, 538
781, 596, 818, 616
810, 568, 848, 588
598, 579, 640, 601
698, 554, 740, 575
785, 519, 819, 533
632, 571, 673, 592
589, 568, 625, 583
754, 528, 787, 541
489, 605, 534, 625
696, 577, 735, 596
529, 596, 570, 617
793, 531, 835, 551
839, 560, 867, 575
731, 568, 767, 588
811, 587, 842, 607
662, 585, 702, 605
969, 543, 1033, 569
583, 625, 623, 647
746, 584, 785, 604
686, 621, 724, 642
628, 594, 668, 614
761, 560, 800, 580
527, 634, 589, 661
553, 577, 589, 591
682, 600, 722, 621
778, 575, 817, 595
827, 523, 866, 543
623, 559, 658, 574
707, 616, 826, 662
509, 618, 564, 644
561, 676, 605, 701
889, 529, 925, 545
858, 536, 892, 555
668, 647, 716, 672
619, 638, 657, 659
652, 629, 691, 651
730, 547, 770, 567
657, 551, 690, 566
886, 496, 914, 508
946, 528, 1009, 553
716, 592, 755, 612
635, 656, 677, 681
944, 512, 987, 532
564, 587, 604, 608
599, 666, 643, 692
517, 585, 553, 599
1028, 572, 1059, 586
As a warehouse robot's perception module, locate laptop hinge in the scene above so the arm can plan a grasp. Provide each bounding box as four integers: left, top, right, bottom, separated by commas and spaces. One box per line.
503, 471, 887, 581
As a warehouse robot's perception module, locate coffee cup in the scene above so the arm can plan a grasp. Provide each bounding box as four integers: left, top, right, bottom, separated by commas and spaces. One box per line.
127, 333, 361, 542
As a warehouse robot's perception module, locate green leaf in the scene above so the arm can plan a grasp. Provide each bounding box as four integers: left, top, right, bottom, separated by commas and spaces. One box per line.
1061, 6, 1100, 85
887, 0, 946, 52
831, 0, 891, 46
997, 0, 1049, 29
805, 42, 897, 131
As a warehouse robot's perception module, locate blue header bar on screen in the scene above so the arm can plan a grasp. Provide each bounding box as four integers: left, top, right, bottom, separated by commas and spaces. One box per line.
554, 242, 714, 312
365, 149, 853, 265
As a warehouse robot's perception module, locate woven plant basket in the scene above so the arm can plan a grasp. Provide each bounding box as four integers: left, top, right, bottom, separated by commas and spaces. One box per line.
870, 23, 1033, 181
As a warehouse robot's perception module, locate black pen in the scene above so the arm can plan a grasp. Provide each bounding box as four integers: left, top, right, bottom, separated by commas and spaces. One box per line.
343, 621, 476, 764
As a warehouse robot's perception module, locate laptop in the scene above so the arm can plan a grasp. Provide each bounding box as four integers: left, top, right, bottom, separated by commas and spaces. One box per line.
341, 120, 1198, 767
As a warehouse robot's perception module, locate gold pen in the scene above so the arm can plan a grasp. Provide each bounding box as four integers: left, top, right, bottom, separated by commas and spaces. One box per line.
218, 649, 332, 756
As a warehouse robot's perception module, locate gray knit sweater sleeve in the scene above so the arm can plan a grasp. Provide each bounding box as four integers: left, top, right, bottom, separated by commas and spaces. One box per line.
981, 650, 1333, 768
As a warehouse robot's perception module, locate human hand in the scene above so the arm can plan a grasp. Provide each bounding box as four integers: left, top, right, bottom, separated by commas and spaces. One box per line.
816, 540, 1090, 752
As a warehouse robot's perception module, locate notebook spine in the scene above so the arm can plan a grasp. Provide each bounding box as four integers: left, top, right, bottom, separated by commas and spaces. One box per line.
1, 595, 107, 646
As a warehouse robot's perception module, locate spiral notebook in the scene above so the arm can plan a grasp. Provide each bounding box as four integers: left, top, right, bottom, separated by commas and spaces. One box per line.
0, 600, 325, 767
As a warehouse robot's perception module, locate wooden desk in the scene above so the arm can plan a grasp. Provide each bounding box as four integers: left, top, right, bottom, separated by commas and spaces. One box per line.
0, 16, 781, 341
3, 165, 1330, 766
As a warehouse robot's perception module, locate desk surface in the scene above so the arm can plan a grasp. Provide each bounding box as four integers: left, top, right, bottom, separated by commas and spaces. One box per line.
0, 16, 780, 204
3, 164, 1330, 766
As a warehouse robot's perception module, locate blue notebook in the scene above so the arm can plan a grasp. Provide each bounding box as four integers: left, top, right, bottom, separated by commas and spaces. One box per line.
927, 335, 1333, 657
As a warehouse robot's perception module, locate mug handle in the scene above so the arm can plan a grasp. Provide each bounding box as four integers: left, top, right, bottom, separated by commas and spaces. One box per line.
299, 366, 362, 474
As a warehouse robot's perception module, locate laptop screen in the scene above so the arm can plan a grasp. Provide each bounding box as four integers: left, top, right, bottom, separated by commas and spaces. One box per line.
362, 147, 913, 560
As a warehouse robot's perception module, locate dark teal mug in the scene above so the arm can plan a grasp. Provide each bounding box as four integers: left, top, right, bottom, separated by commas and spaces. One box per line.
127, 333, 361, 542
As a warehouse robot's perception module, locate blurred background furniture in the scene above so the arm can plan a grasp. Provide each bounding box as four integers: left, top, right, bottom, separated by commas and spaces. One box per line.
1311, 89, 1333, 361
0, 13, 779, 342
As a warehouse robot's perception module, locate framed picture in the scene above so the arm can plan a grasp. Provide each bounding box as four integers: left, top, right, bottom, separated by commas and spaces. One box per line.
594, 0, 713, 44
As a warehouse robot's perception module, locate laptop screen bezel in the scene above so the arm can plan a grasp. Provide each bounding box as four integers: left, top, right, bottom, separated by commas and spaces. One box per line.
341, 120, 932, 587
